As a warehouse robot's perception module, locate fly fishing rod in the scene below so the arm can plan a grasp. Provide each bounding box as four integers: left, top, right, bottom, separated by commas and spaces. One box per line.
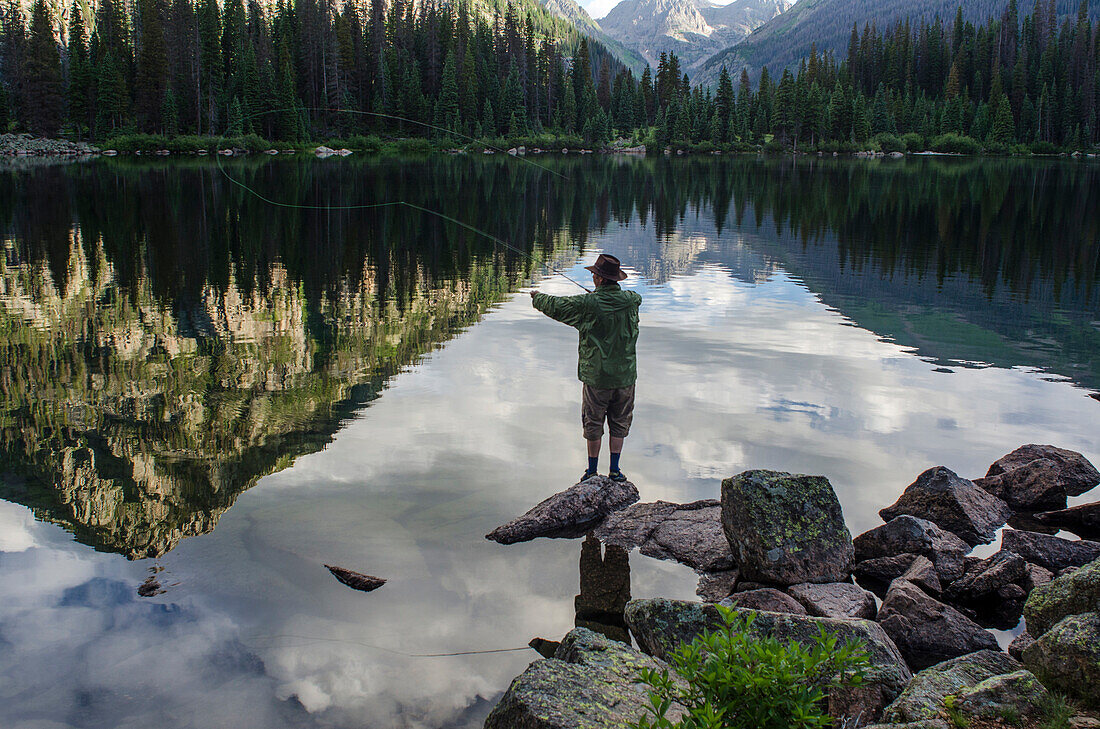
214, 107, 591, 292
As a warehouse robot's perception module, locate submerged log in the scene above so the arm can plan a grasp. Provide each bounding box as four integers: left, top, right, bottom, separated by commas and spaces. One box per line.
325, 564, 386, 592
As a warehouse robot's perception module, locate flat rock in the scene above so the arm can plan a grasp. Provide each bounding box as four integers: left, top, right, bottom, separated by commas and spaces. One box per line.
1008, 631, 1035, 660
592, 499, 734, 571
954, 669, 1049, 721
1001, 529, 1100, 573
880, 467, 1011, 546
788, 582, 878, 619
944, 550, 1026, 602
854, 516, 970, 584
486, 477, 639, 544
855, 553, 920, 594
325, 565, 386, 592
484, 627, 683, 728
721, 470, 854, 585
695, 569, 739, 602
625, 598, 911, 722
981, 444, 1100, 498
900, 555, 942, 595
876, 579, 999, 670
1036, 501, 1100, 539
1022, 611, 1100, 709
1023, 556, 1100, 636
720, 588, 807, 614
881, 649, 1021, 723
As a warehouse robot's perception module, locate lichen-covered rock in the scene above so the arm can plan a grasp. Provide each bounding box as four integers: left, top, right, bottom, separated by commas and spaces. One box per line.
788, 582, 878, 620
696, 569, 739, 602
592, 499, 734, 571
954, 669, 1049, 721
1023, 557, 1100, 637
1036, 501, 1100, 539
944, 550, 1026, 602
1001, 529, 1100, 573
1008, 631, 1035, 660
880, 467, 1011, 546
881, 649, 1021, 723
979, 444, 1100, 505
862, 722, 949, 729
624, 598, 911, 721
1022, 612, 1100, 709
855, 553, 920, 594
901, 555, 943, 595
876, 580, 999, 670
721, 588, 806, 614
484, 627, 682, 729
855, 516, 970, 584
485, 477, 639, 544
721, 470, 854, 585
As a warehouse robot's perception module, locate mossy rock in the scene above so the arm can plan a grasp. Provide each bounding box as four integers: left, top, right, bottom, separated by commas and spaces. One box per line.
1022, 611, 1100, 709
1023, 556, 1100, 637
881, 649, 1021, 723
954, 669, 1049, 721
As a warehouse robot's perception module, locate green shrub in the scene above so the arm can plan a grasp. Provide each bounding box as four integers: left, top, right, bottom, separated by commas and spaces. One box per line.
633, 607, 870, 729
901, 132, 925, 151
1038, 693, 1076, 729
101, 133, 168, 151
393, 137, 434, 154
1030, 140, 1060, 155
983, 140, 1009, 155
930, 133, 982, 155
875, 133, 906, 153
764, 136, 787, 152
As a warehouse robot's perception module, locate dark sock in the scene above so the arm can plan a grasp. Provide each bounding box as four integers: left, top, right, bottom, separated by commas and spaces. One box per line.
610, 452, 621, 473
587, 456, 598, 474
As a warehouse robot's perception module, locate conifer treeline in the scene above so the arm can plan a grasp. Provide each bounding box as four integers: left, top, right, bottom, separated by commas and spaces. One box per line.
0, 0, 1098, 150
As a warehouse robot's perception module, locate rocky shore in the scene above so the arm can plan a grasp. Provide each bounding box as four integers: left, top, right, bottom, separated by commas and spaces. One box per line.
0, 133, 98, 156
484, 444, 1100, 728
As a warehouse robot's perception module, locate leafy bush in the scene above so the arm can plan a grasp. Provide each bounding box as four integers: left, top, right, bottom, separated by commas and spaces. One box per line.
633, 607, 870, 729
901, 132, 925, 151
930, 133, 982, 155
323, 135, 382, 152
1030, 140, 1060, 155
392, 137, 434, 154
875, 133, 905, 153
101, 133, 168, 151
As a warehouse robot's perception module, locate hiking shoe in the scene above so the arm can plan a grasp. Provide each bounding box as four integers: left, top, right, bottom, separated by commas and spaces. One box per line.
580, 470, 599, 482
608, 470, 627, 482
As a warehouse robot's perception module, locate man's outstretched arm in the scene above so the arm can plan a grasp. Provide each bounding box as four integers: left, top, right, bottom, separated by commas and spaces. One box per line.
530, 290, 590, 329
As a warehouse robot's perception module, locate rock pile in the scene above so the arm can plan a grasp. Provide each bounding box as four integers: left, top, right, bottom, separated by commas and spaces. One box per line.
0, 133, 98, 156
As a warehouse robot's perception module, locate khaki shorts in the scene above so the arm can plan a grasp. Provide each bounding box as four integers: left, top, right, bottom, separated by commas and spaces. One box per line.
582, 384, 636, 440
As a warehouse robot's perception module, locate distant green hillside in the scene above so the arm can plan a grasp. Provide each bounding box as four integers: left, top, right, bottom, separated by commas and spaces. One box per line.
697, 0, 1100, 85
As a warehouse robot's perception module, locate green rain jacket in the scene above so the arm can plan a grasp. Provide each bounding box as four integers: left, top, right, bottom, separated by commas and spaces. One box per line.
533, 283, 642, 389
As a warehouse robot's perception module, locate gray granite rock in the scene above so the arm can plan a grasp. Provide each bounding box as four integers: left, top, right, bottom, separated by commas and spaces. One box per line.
486, 477, 639, 544
1023, 557, 1100, 636
1008, 631, 1035, 660
900, 555, 942, 595
593, 499, 734, 571
980, 444, 1100, 500
695, 569, 739, 602
1021, 562, 1054, 593
944, 550, 1026, 602
1022, 612, 1100, 709
1036, 501, 1100, 539
624, 598, 911, 722
855, 516, 970, 584
855, 553, 920, 594
788, 582, 878, 620
721, 588, 806, 615
954, 669, 1049, 721
721, 470, 854, 585
876, 580, 999, 670
880, 649, 1021, 723
880, 467, 1011, 546
1001, 529, 1100, 573
484, 627, 683, 729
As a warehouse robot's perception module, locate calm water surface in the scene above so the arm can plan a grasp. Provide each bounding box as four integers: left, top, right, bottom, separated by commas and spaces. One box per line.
1, 155, 1098, 728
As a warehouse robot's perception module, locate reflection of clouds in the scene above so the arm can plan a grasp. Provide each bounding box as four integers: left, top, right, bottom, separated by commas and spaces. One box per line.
0, 500, 36, 552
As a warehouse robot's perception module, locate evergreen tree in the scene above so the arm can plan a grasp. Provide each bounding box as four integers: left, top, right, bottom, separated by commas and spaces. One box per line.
135, 0, 169, 132
21, 0, 64, 135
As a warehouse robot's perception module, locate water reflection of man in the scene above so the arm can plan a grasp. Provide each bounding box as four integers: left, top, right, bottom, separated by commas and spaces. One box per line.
530, 254, 642, 483
575, 535, 631, 644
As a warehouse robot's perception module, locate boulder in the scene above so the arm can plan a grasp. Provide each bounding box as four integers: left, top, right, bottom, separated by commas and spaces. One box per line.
900, 555, 942, 595
721, 470, 854, 585
696, 570, 739, 602
1000, 529, 1100, 573
975, 445, 1100, 510
721, 588, 807, 615
486, 477, 639, 544
1023, 557, 1100, 636
1021, 562, 1054, 593
625, 598, 911, 721
592, 499, 734, 572
1022, 612, 1100, 709
1008, 632, 1035, 660
854, 516, 970, 584
953, 669, 1049, 721
855, 553, 919, 594
1036, 501, 1100, 539
876, 580, 999, 670
880, 467, 1011, 546
881, 649, 1021, 723
862, 722, 949, 729
484, 627, 683, 729
944, 550, 1026, 602
788, 582, 878, 620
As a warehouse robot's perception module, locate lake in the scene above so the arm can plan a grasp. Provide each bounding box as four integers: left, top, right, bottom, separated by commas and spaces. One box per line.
1, 154, 1098, 729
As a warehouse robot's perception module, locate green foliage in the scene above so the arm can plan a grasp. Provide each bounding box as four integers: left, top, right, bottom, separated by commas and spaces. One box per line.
1037, 693, 1076, 729
930, 133, 982, 155
875, 133, 905, 153
393, 138, 434, 155
943, 694, 970, 728
632, 607, 870, 729
901, 133, 925, 151
1030, 141, 1060, 154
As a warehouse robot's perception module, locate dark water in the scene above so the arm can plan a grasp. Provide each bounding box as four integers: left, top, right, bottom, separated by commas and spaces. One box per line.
0, 154, 1097, 729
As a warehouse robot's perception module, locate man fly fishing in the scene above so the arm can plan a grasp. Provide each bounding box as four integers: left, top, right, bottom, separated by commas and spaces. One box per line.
530, 254, 642, 483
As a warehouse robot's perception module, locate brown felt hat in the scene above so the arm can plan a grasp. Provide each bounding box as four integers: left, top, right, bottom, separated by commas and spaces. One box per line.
585, 253, 628, 281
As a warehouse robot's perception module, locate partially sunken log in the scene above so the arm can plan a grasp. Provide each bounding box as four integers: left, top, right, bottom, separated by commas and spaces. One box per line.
325, 565, 386, 592
486, 476, 639, 544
